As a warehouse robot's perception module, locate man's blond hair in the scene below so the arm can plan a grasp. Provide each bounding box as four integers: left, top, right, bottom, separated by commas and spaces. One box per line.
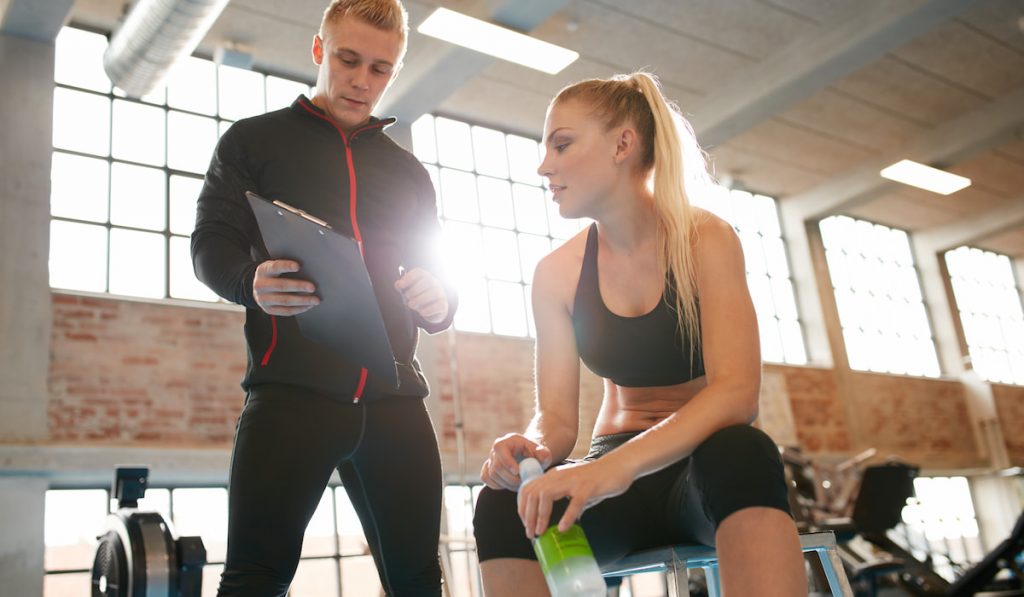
320, 0, 409, 56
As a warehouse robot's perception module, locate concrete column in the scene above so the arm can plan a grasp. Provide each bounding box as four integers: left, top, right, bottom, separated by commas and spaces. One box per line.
778, 204, 833, 366
0, 32, 54, 440
0, 476, 47, 596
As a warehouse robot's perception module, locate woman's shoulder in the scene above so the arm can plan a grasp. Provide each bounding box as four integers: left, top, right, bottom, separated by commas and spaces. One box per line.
533, 225, 591, 298
692, 207, 740, 246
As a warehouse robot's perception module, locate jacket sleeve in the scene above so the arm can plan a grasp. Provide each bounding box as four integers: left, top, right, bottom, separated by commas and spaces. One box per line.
405, 160, 458, 334
190, 123, 263, 310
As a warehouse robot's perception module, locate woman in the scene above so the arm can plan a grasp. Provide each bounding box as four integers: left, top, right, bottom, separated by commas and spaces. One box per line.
473, 72, 808, 596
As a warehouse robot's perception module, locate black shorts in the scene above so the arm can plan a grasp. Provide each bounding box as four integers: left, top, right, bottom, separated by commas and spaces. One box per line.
473, 424, 790, 565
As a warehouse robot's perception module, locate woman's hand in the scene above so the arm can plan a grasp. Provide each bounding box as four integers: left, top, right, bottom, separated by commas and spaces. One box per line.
517, 459, 633, 537
480, 434, 553, 491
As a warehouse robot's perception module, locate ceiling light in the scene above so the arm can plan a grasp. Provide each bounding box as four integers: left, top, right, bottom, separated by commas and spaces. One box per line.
879, 159, 971, 195
417, 7, 578, 75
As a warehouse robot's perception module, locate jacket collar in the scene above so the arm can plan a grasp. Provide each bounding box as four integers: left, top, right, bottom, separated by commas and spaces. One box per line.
293, 95, 397, 138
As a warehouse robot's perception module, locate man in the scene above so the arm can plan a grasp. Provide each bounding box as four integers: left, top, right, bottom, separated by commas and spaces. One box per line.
191, 1, 455, 595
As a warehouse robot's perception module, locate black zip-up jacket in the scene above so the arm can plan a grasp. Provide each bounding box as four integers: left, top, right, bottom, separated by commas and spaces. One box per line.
192, 96, 456, 402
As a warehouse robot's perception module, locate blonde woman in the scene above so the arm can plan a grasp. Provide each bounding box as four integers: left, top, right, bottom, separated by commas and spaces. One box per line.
474, 73, 807, 596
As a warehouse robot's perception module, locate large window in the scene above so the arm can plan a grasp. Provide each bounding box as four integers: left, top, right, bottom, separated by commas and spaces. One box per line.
820, 215, 940, 377
49, 27, 310, 302
898, 476, 985, 582
43, 483, 484, 597
945, 246, 1024, 385
410, 114, 587, 337
693, 186, 807, 365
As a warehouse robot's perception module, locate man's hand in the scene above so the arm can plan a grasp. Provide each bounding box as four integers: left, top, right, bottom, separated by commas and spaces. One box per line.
253, 260, 319, 316
394, 267, 448, 324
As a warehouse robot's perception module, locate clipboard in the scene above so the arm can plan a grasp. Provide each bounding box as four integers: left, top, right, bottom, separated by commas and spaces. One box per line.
245, 191, 399, 388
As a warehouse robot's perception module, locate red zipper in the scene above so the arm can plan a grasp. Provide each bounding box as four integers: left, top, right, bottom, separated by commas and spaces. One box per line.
298, 99, 388, 402
260, 315, 278, 366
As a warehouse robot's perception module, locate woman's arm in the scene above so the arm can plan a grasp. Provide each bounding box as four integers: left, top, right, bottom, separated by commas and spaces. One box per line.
519, 214, 763, 534
480, 246, 583, 490
524, 251, 583, 461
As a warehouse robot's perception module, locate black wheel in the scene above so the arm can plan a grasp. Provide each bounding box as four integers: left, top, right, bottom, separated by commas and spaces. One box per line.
92, 529, 129, 597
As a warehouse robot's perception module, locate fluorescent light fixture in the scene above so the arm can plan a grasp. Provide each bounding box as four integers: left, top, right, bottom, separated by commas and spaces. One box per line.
879, 159, 971, 195
417, 7, 578, 75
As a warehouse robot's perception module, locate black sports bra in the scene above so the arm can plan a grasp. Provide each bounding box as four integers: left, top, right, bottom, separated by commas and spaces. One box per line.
572, 224, 704, 387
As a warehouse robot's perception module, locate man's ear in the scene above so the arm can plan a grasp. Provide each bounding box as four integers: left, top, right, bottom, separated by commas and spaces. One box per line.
312, 34, 324, 66
613, 127, 639, 165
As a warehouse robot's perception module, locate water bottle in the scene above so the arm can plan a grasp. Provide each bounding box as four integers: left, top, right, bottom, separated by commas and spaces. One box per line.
518, 457, 606, 596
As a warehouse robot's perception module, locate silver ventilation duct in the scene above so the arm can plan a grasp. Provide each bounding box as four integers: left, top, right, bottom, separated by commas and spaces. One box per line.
103, 0, 231, 98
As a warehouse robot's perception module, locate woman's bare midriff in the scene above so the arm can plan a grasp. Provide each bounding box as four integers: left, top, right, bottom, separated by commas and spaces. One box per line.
592, 375, 708, 436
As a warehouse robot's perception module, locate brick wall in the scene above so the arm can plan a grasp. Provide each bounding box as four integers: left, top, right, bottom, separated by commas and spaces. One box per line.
992, 383, 1024, 466
45, 292, 988, 472
49, 293, 243, 445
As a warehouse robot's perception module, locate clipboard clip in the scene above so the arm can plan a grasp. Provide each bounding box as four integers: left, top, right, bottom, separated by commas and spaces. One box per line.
272, 199, 332, 229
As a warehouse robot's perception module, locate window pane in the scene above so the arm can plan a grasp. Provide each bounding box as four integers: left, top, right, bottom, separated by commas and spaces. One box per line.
44, 571, 90, 597
490, 280, 528, 336
771, 277, 799, 321
439, 168, 479, 223
411, 114, 437, 163
482, 228, 521, 282
752, 194, 781, 236
218, 65, 265, 120
507, 135, 541, 185
334, 488, 368, 557
443, 221, 486, 282
45, 489, 108, 571
946, 245, 1024, 385
302, 490, 337, 558
169, 175, 204, 235
168, 111, 218, 174
779, 319, 808, 365
731, 190, 759, 234
110, 162, 166, 231
50, 220, 107, 292
54, 28, 111, 93
453, 278, 491, 333
478, 177, 515, 229
172, 488, 228, 564
518, 233, 551, 284
435, 117, 473, 171
266, 75, 308, 111
472, 125, 509, 178
341, 556, 382, 597
109, 228, 166, 298
739, 230, 767, 276
762, 236, 790, 278
170, 236, 218, 301
822, 216, 938, 376
291, 559, 339, 597
512, 184, 548, 235
113, 81, 166, 106
51, 152, 108, 223
166, 56, 218, 115
53, 88, 110, 156
112, 99, 166, 166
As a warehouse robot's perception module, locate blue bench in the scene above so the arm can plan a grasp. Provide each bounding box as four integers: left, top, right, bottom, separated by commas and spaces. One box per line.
601, 531, 853, 596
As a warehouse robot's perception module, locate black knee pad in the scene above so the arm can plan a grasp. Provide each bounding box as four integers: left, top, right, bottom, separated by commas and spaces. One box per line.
689, 425, 791, 524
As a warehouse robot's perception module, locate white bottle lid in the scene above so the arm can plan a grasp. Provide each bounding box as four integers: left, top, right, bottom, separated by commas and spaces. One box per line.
519, 457, 544, 487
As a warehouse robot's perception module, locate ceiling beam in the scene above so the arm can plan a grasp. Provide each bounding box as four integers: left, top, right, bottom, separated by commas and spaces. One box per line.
916, 199, 1024, 253
377, 0, 568, 124
0, 0, 73, 42
690, 0, 976, 147
785, 85, 1024, 219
